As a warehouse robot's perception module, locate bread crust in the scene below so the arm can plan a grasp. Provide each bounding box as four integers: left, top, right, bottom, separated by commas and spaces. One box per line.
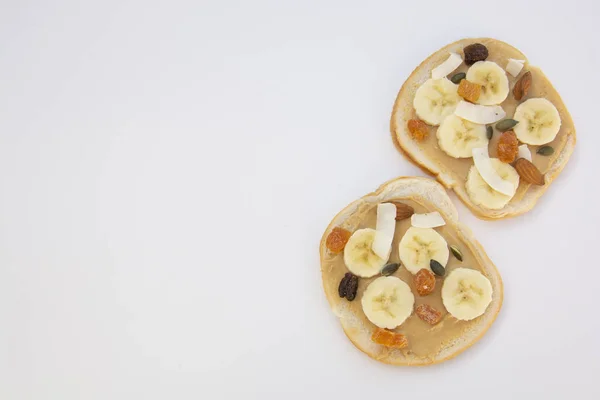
390, 38, 576, 220
319, 177, 503, 365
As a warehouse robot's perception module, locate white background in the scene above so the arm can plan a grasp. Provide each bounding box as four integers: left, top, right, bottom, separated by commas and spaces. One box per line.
0, 0, 598, 398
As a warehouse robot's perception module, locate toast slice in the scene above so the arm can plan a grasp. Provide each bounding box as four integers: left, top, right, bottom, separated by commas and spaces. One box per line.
320, 177, 502, 366
391, 38, 576, 219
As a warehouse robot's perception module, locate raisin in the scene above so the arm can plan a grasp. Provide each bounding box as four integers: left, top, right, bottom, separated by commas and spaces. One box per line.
497, 130, 519, 163
416, 304, 442, 325
407, 119, 429, 142
414, 269, 436, 296
326, 227, 351, 253
464, 43, 489, 66
371, 328, 408, 348
345, 274, 359, 301
457, 79, 481, 103
338, 273, 351, 298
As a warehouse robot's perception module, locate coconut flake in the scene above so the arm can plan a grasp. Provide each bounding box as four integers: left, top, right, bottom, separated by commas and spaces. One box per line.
411, 212, 446, 229
506, 59, 525, 77
517, 144, 532, 162
372, 203, 396, 260
472, 147, 516, 196
455, 101, 506, 124
431, 53, 463, 80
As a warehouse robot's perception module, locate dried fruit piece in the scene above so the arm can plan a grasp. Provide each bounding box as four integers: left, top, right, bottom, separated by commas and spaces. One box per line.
346, 273, 359, 301
338, 273, 351, 298
513, 71, 532, 101
450, 72, 466, 84
381, 263, 400, 276
416, 304, 443, 325
515, 158, 545, 185
495, 119, 519, 132
450, 245, 463, 262
414, 269, 436, 296
371, 328, 408, 348
326, 227, 351, 253
430, 259, 445, 276
497, 130, 519, 163
464, 43, 489, 66
537, 145, 555, 156
486, 125, 493, 140
388, 201, 414, 220
457, 79, 482, 103
407, 119, 429, 142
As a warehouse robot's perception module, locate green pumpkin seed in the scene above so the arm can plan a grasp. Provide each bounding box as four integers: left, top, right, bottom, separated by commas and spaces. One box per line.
450, 72, 466, 84
486, 125, 493, 140
495, 119, 519, 132
536, 145, 555, 156
449, 245, 463, 262
430, 259, 445, 276
381, 263, 400, 276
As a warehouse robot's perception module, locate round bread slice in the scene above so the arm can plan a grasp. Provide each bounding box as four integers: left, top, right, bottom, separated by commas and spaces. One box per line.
391, 38, 576, 220
320, 177, 503, 366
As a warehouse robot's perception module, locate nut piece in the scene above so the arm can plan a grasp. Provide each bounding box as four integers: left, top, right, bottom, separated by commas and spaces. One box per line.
326, 227, 351, 253
407, 119, 429, 142
513, 71, 532, 101
388, 201, 414, 220
416, 304, 442, 325
515, 158, 545, 185
457, 79, 481, 103
414, 269, 436, 296
463, 43, 489, 66
497, 130, 519, 163
371, 328, 408, 348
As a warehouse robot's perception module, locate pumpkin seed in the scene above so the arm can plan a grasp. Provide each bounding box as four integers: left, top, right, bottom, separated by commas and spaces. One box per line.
381, 263, 400, 276
449, 245, 463, 262
495, 119, 519, 131
430, 259, 446, 276
486, 125, 493, 140
536, 145, 555, 156
450, 72, 466, 84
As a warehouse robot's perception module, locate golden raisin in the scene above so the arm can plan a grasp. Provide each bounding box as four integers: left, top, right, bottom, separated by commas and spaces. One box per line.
371, 328, 408, 348
414, 269, 436, 296
326, 227, 351, 253
416, 304, 442, 325
497, 130, 519, 163
457, 79, 482, 103
407, 119, 429, 141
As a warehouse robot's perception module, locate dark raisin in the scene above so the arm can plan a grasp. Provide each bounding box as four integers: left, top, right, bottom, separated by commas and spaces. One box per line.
338, 273, 351, 298
345, 274, 359, 301
464, 43, 489, 66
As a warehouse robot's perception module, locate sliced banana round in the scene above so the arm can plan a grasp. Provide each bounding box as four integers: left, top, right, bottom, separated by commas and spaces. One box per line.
466, 159, 519, 210
361, 276, 415, 329
513, 98, 561, 145
344, 228, 387, 278
413, 78, 461, 126
442, 268, 493, 321
398, 227, 449, 275
437, 114, 488, 158
466, 61, 509, 105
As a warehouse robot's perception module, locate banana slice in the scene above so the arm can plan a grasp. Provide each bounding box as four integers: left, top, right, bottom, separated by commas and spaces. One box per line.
398, 227, 449, 275
466, 159, 519, 210
442, 268, 493, 321
344, 228, 387, 278
466, 61, 509, 105
437, 114, 488, 158
513, 98, 561, 145
361, 276, 415, 329
413, 78, 461, 126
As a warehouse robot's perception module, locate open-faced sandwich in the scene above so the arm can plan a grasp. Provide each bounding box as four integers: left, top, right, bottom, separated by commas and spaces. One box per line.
320, 177, 502, 365
391, 38, 576, 219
